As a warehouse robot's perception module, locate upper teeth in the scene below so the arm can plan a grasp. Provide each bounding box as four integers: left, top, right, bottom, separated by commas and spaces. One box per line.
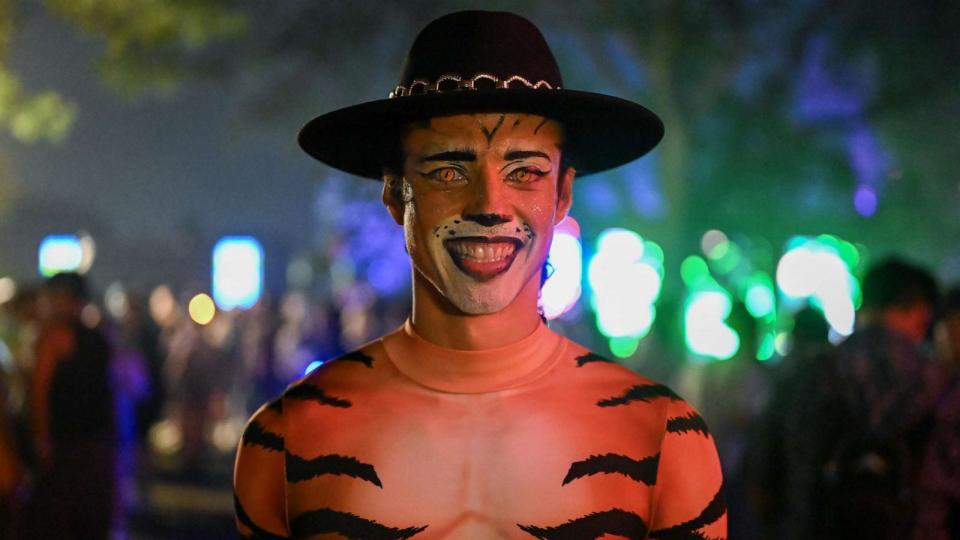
449, 241, 516, 262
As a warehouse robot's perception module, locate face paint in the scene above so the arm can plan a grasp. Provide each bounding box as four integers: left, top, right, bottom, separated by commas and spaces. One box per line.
392, 113, 572, 315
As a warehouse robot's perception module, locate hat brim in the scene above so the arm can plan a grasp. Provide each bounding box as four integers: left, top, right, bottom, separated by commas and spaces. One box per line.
298, 88, 664, 180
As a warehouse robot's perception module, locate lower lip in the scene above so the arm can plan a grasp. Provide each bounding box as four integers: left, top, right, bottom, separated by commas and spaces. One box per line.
446, 243, 520, 281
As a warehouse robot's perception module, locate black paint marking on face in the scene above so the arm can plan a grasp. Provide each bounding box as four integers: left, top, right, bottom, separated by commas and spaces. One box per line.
479, 114, 506, 145
533, 117, 550, 134
513, 117, 522, 128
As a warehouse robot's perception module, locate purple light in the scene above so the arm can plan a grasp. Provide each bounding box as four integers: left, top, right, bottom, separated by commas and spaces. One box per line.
854, 185, 878, 217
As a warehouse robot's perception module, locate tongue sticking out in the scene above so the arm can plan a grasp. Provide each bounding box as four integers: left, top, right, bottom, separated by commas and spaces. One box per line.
445, 238, 521, 281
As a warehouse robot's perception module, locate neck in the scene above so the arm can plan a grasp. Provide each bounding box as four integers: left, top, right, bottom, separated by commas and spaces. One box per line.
410, 270, 542, 350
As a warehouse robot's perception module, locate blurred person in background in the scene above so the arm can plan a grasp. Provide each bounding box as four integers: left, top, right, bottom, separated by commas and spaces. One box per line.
751, 305, 833, 539
816, 257, 944, 539
235, 10, 726, 539
913, 286, 960, 539
27, 272, 116, 539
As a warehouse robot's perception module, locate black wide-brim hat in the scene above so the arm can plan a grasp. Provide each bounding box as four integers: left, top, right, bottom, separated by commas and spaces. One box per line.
298, 10, 663, 180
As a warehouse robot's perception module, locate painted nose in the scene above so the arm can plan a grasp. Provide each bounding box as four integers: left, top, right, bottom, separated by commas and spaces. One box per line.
463, 167, 512, 225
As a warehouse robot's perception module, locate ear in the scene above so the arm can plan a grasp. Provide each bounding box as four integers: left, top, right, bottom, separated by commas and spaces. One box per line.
554, 166, 575, 225
382, 173, 405, 225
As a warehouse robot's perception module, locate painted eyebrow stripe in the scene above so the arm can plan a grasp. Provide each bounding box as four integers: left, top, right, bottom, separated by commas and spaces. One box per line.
503, 150, 552, 161
518, 509, 648, 540
562, 452, 659, 486
649, 485, 727, 539
285, 453, 383, 487
241, 420, 283, 452
284, 384, 352, 408
290, 508, 427, 540
597, 383, 682, 407
418, 150, 476, 162
666, 412, 712, 438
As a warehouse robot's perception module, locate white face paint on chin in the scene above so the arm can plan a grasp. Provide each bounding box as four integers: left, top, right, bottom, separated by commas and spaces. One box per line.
414, 212, 542, 315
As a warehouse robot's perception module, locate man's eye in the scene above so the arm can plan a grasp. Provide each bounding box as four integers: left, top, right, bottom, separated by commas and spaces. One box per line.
507, 167, 546, 183
427, 167, 466, 183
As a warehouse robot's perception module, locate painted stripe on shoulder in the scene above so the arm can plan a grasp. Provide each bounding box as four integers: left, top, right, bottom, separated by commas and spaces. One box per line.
241, 420, 283, 452
284, 384, 351, 408
597, 383, 681, 407
649, 485, 727, 539
290, 508, 427, 539
285, 453, 382, 487
234, 494, 289, 540
575, 352, 615, 367
562, 452, 659, 486
666, 411, 711, 438
519, 509, 648, 539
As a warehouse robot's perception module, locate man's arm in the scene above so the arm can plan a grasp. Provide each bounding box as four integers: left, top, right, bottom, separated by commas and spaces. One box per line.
648, 398, 727, 539
234, 399, 289, 539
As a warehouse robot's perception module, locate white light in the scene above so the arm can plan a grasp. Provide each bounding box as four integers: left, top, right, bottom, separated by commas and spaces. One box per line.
38, 235, 83, 276
701, 229, 729, 257
776, 238, 858, 337
596, 228, 645, 264
541, 231, 583, 320
0, 277, 16, 304
684, 290, 739, 360
105, 282, 129, 319
212, 236, 264, 310
588, 228, 662, 338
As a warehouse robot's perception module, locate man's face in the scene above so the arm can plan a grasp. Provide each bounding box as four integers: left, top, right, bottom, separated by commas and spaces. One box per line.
384, 113, 574, 315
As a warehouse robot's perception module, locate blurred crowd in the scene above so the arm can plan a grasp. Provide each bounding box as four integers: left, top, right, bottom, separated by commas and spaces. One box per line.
1, 255, 958, 539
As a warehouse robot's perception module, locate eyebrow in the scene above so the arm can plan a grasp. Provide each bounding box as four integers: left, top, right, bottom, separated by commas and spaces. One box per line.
504, 150, 552, 162
418, 150, 476, 163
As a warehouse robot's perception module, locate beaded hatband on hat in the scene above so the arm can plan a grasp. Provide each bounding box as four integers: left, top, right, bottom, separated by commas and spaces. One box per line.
298, 10, 663, 180
390, 73, 557, 98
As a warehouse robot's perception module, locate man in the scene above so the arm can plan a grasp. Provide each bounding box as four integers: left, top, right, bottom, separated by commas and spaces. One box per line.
28, 272, 116, 539
235, 11, 725, 539
815, 257, 944, 539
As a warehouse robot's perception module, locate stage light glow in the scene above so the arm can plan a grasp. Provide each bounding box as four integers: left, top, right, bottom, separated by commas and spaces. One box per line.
588, 229, 663, 340
212, 236, 263, 310
38, 235, 83, 276
776, 236, 859, 336
743, 274, 776, 319
609, 336, 641, 359
0, 277, 15, 304
541, 223, 583, 320
149, 285, 177, 326
105, 282, 129, 320
681, 256, 712, 287
684, 290, 739, 360
701, 229, 729, 258
854, 185, 878, 217
188, 293, 216, 325
304, 360, 325, 376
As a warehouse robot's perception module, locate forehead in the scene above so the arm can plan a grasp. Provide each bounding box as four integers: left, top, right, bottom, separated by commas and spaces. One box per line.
400, 113, 564, 153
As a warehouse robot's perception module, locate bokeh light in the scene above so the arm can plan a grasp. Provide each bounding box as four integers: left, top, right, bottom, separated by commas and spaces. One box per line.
541, 217, 583, 320
684, 289, 740, 360
854, 184, 878, 217
188, 293, 216, 325
212, 236, 264, 311
588, 228, 663, 343
0, 277, 16, 304
38, 234, 83, 276
776, 236, 859, 336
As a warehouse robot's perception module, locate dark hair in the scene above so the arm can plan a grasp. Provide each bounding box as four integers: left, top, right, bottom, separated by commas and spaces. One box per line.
861, 257, 938, 312
44, 272, 89, 302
